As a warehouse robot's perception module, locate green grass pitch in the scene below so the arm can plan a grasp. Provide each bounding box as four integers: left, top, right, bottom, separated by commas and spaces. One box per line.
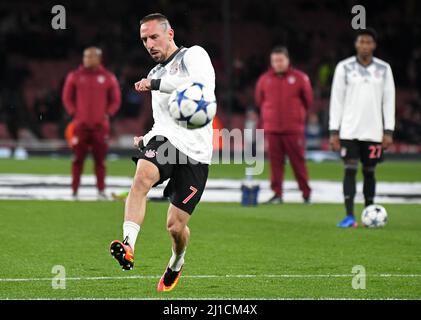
0, 159, 420, 299
0, 200, 420, 299
1, 157, 420, 181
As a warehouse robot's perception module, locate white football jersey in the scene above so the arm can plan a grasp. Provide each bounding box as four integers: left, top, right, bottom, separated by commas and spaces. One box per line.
143, 45, 216, 164
329, 56, 395, 142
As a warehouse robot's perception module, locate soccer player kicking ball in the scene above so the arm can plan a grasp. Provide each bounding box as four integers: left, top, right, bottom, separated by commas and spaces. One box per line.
329, 28, 395, 228
109, 13, 215, 292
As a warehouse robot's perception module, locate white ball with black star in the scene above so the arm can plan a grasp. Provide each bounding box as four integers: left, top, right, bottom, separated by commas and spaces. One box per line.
361, 204, 388, 228
168, 82, 217, 129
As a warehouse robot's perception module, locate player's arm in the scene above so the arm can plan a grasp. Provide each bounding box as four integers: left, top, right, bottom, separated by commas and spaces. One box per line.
300, 73, 313, 110
382, 64, 395, 150
158, 46, 215, 93
107, 74, 122, 116
134, 136, 143, 149
62, 72, 77, 116
134, 47, 215, 93
328, 63, 346, 151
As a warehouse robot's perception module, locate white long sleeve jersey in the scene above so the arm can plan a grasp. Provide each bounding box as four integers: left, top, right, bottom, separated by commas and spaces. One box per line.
143, 45, 216, 164
329, 56, 395, 142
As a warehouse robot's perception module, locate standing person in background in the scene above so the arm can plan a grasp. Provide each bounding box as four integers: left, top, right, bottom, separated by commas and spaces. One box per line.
255, 46, 313, 204
329, 28, 395, 228
62, 47, 121, 200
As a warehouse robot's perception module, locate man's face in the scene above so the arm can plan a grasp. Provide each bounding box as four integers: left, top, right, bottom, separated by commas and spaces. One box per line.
270, 53, 289, 74
83, 48, 101, 68
140, 20, 174, 63
355, 35, 376, 58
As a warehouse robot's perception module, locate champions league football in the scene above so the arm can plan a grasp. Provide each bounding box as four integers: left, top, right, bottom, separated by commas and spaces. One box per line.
361, 204, 388, 228
168, 82, 217, 129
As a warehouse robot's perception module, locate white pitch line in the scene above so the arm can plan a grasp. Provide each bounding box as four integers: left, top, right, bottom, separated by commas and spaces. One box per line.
1, 274, 421, 283
2, 297, 417, 300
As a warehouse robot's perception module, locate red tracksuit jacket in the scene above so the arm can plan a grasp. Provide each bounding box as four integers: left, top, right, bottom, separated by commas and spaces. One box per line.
255, 67, 313, 134
62, 64, 121, 128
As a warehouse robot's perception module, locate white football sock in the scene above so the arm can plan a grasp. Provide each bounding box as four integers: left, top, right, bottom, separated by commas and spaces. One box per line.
123, 221, 140, 250
168, 247, 186, 272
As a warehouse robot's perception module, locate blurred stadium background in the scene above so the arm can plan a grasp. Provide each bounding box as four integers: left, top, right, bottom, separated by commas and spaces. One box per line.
0, 0, 420, 157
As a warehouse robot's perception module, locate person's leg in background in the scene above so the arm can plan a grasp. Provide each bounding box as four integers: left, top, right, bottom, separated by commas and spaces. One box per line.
343, 160, 358, 215
71, 125, 89, 199
92, 125, 109, 199
266, 132, 285, 203
336, 139, 361, 228
360, 141, 383, 208
362, 165, 376, 207
283, 133, 311, 203
337, 159, 359, 227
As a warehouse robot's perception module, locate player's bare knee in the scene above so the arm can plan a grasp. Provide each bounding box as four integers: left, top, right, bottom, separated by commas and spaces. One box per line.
132, 168, 156, 194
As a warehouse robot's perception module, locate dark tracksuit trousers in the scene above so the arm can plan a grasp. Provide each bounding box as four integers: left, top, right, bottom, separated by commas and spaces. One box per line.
266, 132, 311, 199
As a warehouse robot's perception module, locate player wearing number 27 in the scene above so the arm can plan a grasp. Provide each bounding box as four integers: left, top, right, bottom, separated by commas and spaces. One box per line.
329, 28, 395, 228
109, 13, 216, 291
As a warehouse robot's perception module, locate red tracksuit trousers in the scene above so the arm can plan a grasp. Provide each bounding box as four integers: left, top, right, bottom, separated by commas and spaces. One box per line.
266, 133, 311, 199
72, 124, 108, 194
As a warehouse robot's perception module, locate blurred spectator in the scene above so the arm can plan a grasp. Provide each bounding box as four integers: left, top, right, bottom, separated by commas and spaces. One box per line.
33, 88, 64, 138
62, 47, 121, 199
395, 94, 421, 144
255, 46, 312, 204
408, 47, 421, 94
305, 112, 322, 150
0, 55, 30, 140
316, 54, 335, 98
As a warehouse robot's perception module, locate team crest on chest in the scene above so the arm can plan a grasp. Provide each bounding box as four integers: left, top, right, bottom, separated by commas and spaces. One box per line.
97, 75, 106, 84
169, 62, 180, 75
374, 69, 384, 79
287, 76, 296, 84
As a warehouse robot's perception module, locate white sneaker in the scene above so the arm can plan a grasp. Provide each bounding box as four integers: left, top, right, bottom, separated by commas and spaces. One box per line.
97, 191, 108, 201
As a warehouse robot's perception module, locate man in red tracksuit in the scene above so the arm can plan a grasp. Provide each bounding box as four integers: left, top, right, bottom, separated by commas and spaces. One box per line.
255, 46, 313, 204
62, 47, 121, 200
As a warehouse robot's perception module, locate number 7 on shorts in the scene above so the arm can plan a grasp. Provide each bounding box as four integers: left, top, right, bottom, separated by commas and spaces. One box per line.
182, 186, 198, 204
